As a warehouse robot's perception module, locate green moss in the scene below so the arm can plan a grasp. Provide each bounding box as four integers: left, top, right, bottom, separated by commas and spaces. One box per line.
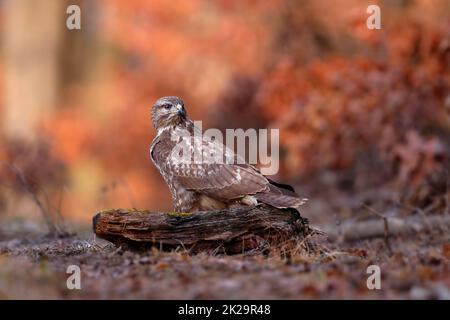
139, 210, 153, 214
166, 212, 193, 218
97, 209, 117, 215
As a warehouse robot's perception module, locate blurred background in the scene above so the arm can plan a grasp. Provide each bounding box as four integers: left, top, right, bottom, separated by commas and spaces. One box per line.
0, 0, 449, 229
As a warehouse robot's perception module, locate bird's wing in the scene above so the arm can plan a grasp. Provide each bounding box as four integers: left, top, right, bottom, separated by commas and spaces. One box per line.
175, 163, 268, 200
162, 129, 269, 200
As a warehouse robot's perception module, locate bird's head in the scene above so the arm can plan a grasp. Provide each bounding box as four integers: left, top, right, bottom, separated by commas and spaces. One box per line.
151, 96, 187, 129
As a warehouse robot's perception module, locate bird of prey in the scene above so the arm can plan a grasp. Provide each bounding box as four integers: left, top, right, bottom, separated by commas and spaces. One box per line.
150, 96, 307, 213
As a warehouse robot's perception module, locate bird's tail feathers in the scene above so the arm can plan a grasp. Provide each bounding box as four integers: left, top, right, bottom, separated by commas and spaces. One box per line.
255, 185, 308, 209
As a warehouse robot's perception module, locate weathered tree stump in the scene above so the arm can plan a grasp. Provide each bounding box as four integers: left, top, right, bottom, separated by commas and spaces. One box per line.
93, 205, 318, 254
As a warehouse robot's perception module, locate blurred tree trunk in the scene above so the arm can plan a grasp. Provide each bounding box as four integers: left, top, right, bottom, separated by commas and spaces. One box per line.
2, 0, 64, 141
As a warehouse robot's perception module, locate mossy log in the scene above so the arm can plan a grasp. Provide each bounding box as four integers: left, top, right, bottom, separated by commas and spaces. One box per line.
92, 205, 317, 254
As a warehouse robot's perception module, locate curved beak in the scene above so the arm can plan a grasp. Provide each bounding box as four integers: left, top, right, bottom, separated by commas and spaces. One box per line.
176, 104, 186, 117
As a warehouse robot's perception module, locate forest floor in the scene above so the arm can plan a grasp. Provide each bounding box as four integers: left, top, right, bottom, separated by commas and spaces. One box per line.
0, 194, 449, 299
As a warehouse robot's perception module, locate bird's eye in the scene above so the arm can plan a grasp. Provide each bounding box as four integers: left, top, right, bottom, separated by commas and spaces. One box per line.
163, 104, 172, 110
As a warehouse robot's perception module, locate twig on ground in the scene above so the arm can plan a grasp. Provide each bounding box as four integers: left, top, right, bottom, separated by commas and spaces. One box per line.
362, 203, 392, 254
8, 164, 67, 237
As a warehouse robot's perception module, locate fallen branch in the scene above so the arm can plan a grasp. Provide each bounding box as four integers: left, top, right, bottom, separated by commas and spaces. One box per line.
324, 214, 450, 242
93, 205, 318, 254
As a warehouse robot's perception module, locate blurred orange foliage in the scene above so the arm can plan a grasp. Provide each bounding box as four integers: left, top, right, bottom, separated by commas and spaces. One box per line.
1, 0, 449, 222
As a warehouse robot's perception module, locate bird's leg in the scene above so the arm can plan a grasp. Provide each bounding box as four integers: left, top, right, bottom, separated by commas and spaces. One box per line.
240, 195, 258, 206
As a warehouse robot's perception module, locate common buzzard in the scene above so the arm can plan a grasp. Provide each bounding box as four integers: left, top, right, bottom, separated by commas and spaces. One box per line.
150, 96, 307, 213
